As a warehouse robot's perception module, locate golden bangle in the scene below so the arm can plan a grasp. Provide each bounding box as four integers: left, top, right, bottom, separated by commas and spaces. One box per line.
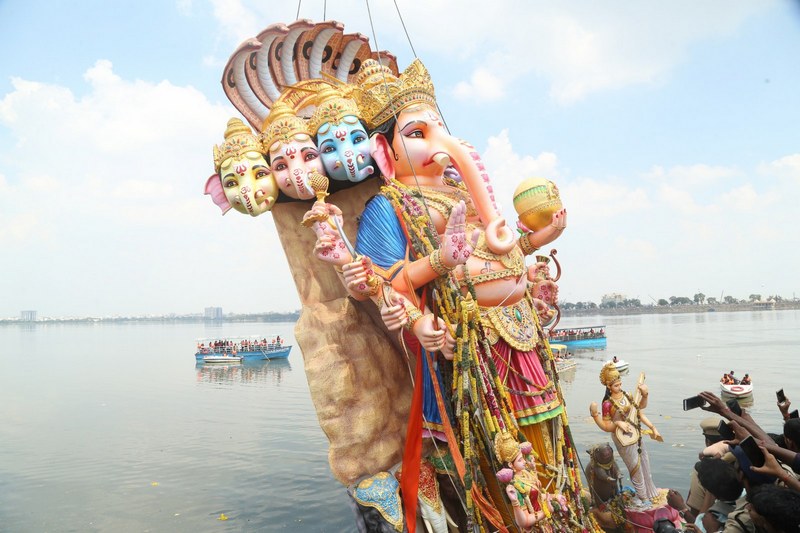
333, 265, 344, 274
518, 233, 539, 256
403, 306, 424, 331
429, 248, 454, 276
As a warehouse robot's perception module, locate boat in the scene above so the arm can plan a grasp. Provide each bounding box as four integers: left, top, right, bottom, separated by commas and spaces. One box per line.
720, 383, 753, 397
605, 358, 629, 373
549, 325, 607, 350
202, 354, 243, 364
195, 335, 292, 362
551, 343, 577, 373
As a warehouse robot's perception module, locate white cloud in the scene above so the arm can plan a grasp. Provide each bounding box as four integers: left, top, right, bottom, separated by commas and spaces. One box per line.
0, 60, 298, 316
646, 164, 740, 188
453, 68, 506, 102
758, 154, 800, 182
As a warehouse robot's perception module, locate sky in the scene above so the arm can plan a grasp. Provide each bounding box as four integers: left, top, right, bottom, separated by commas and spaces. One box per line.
1, 0, 799, 318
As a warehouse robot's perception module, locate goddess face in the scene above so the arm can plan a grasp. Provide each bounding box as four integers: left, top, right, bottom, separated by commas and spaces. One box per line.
609, 379, 623, 396
268, 134, 324, 201
219, 151, 278, 216
317, 116, 374, 182
511, 452, 527, 473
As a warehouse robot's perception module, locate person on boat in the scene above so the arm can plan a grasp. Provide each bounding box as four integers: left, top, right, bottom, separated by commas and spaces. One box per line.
590, 362, 661, 502
612, 356, 618, 363
741, 374, 751, 386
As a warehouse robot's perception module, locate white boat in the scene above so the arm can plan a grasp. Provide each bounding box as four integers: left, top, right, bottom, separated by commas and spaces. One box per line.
202, 354, 243, 364
550, 343, 577, 374
606, 358, 629, 373
720, 382, 753, 397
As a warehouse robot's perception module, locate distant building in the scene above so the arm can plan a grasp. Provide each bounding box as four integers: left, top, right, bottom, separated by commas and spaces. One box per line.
20, 310, 37, 322
601, 293, 626, 306
204, 307, 223, 320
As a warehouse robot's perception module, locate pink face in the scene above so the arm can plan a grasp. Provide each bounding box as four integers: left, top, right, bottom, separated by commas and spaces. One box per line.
390, 105, 447, 181
609, 379, 623, 395
269, 135, 324, 200
511, 453, 526, 472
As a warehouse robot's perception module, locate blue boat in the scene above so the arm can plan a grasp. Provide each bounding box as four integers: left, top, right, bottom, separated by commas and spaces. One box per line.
195, 335, 292, 362
549, 326, 607, 350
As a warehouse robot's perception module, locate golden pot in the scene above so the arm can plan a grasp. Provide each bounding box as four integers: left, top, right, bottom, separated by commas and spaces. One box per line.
513, 178, 562, 231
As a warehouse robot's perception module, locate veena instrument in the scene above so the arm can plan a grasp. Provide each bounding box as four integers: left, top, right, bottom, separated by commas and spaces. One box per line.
614, 372, 645, 447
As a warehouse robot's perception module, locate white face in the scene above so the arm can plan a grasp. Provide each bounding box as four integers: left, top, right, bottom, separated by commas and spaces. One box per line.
609, 379, 623, 395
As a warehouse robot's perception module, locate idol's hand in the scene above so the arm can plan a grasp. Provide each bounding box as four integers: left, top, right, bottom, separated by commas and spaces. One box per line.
312, 222, 352, 266
440, 327, 457, 361
342, 256, 378, 297
303, 200, 342, 232
441, 201, 479, 268
380, 290, 408, 331
524, 209, 568, 249
505, 485, 519, 501
412, 314, 447, 352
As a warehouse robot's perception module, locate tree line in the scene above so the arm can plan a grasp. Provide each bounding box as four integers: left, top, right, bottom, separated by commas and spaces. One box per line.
561, 293, 789, 310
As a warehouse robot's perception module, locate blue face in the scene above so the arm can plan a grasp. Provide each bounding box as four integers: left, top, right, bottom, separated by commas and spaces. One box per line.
316, 116, 375, 182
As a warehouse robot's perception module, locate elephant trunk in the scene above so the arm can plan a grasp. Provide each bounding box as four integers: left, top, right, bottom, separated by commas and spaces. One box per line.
439, 138, 515, 254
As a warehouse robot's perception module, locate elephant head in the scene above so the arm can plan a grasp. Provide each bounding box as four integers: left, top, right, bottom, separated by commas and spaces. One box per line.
348, 471, 407, 533
207, 118, 278, 216
262, 102, 324, 201
309, 84, 375, 183
356, 59, 516, 255
584, 443, 622, 505
397, 458, 458, 533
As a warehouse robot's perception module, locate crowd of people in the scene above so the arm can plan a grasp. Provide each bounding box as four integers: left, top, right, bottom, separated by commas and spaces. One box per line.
666, 390, 800, 532
196, 336, 283, 354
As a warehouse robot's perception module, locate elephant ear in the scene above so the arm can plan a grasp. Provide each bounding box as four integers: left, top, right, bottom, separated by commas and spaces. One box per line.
204, 174, 232, 215
370, 134, 395, 181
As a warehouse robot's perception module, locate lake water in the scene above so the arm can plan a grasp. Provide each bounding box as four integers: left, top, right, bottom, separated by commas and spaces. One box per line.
1, 310, 798, 531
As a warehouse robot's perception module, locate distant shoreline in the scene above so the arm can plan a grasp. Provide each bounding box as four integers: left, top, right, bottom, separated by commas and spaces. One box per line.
3, 301, 799, 325
561, 301, 800, 317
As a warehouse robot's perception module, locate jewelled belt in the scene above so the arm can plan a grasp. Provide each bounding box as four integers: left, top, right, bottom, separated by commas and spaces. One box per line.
480, 298, 539, 352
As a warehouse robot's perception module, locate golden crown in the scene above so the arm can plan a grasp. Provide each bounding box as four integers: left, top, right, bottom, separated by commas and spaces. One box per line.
599, 362, 621, 387
494, 431, 522, 465
213, 118, 264, 172
307, 84, 362, 135
261, 102, 312, 152
355, 58, 436, 129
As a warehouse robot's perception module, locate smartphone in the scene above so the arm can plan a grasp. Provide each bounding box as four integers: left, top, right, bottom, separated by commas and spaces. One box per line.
739, 435, 765, 468
727, 398, 743, 417
777, 389, 787, 404
717, 420, 735, 441
790, 410, 799, 419
683, 395, 707, 410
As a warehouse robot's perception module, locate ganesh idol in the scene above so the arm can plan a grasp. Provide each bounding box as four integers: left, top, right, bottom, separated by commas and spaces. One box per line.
308, 57, 581, 517
357, 59, 567, 443
204, 118, 279, 216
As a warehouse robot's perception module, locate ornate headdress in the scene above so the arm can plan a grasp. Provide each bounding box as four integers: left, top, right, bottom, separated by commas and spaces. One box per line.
494, 431, 522, 464
307, 83, 361, 135
212, 118, 264, 172
260, 102, 312, 152
355, 58, 436, 129
599, 362, 621, 387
